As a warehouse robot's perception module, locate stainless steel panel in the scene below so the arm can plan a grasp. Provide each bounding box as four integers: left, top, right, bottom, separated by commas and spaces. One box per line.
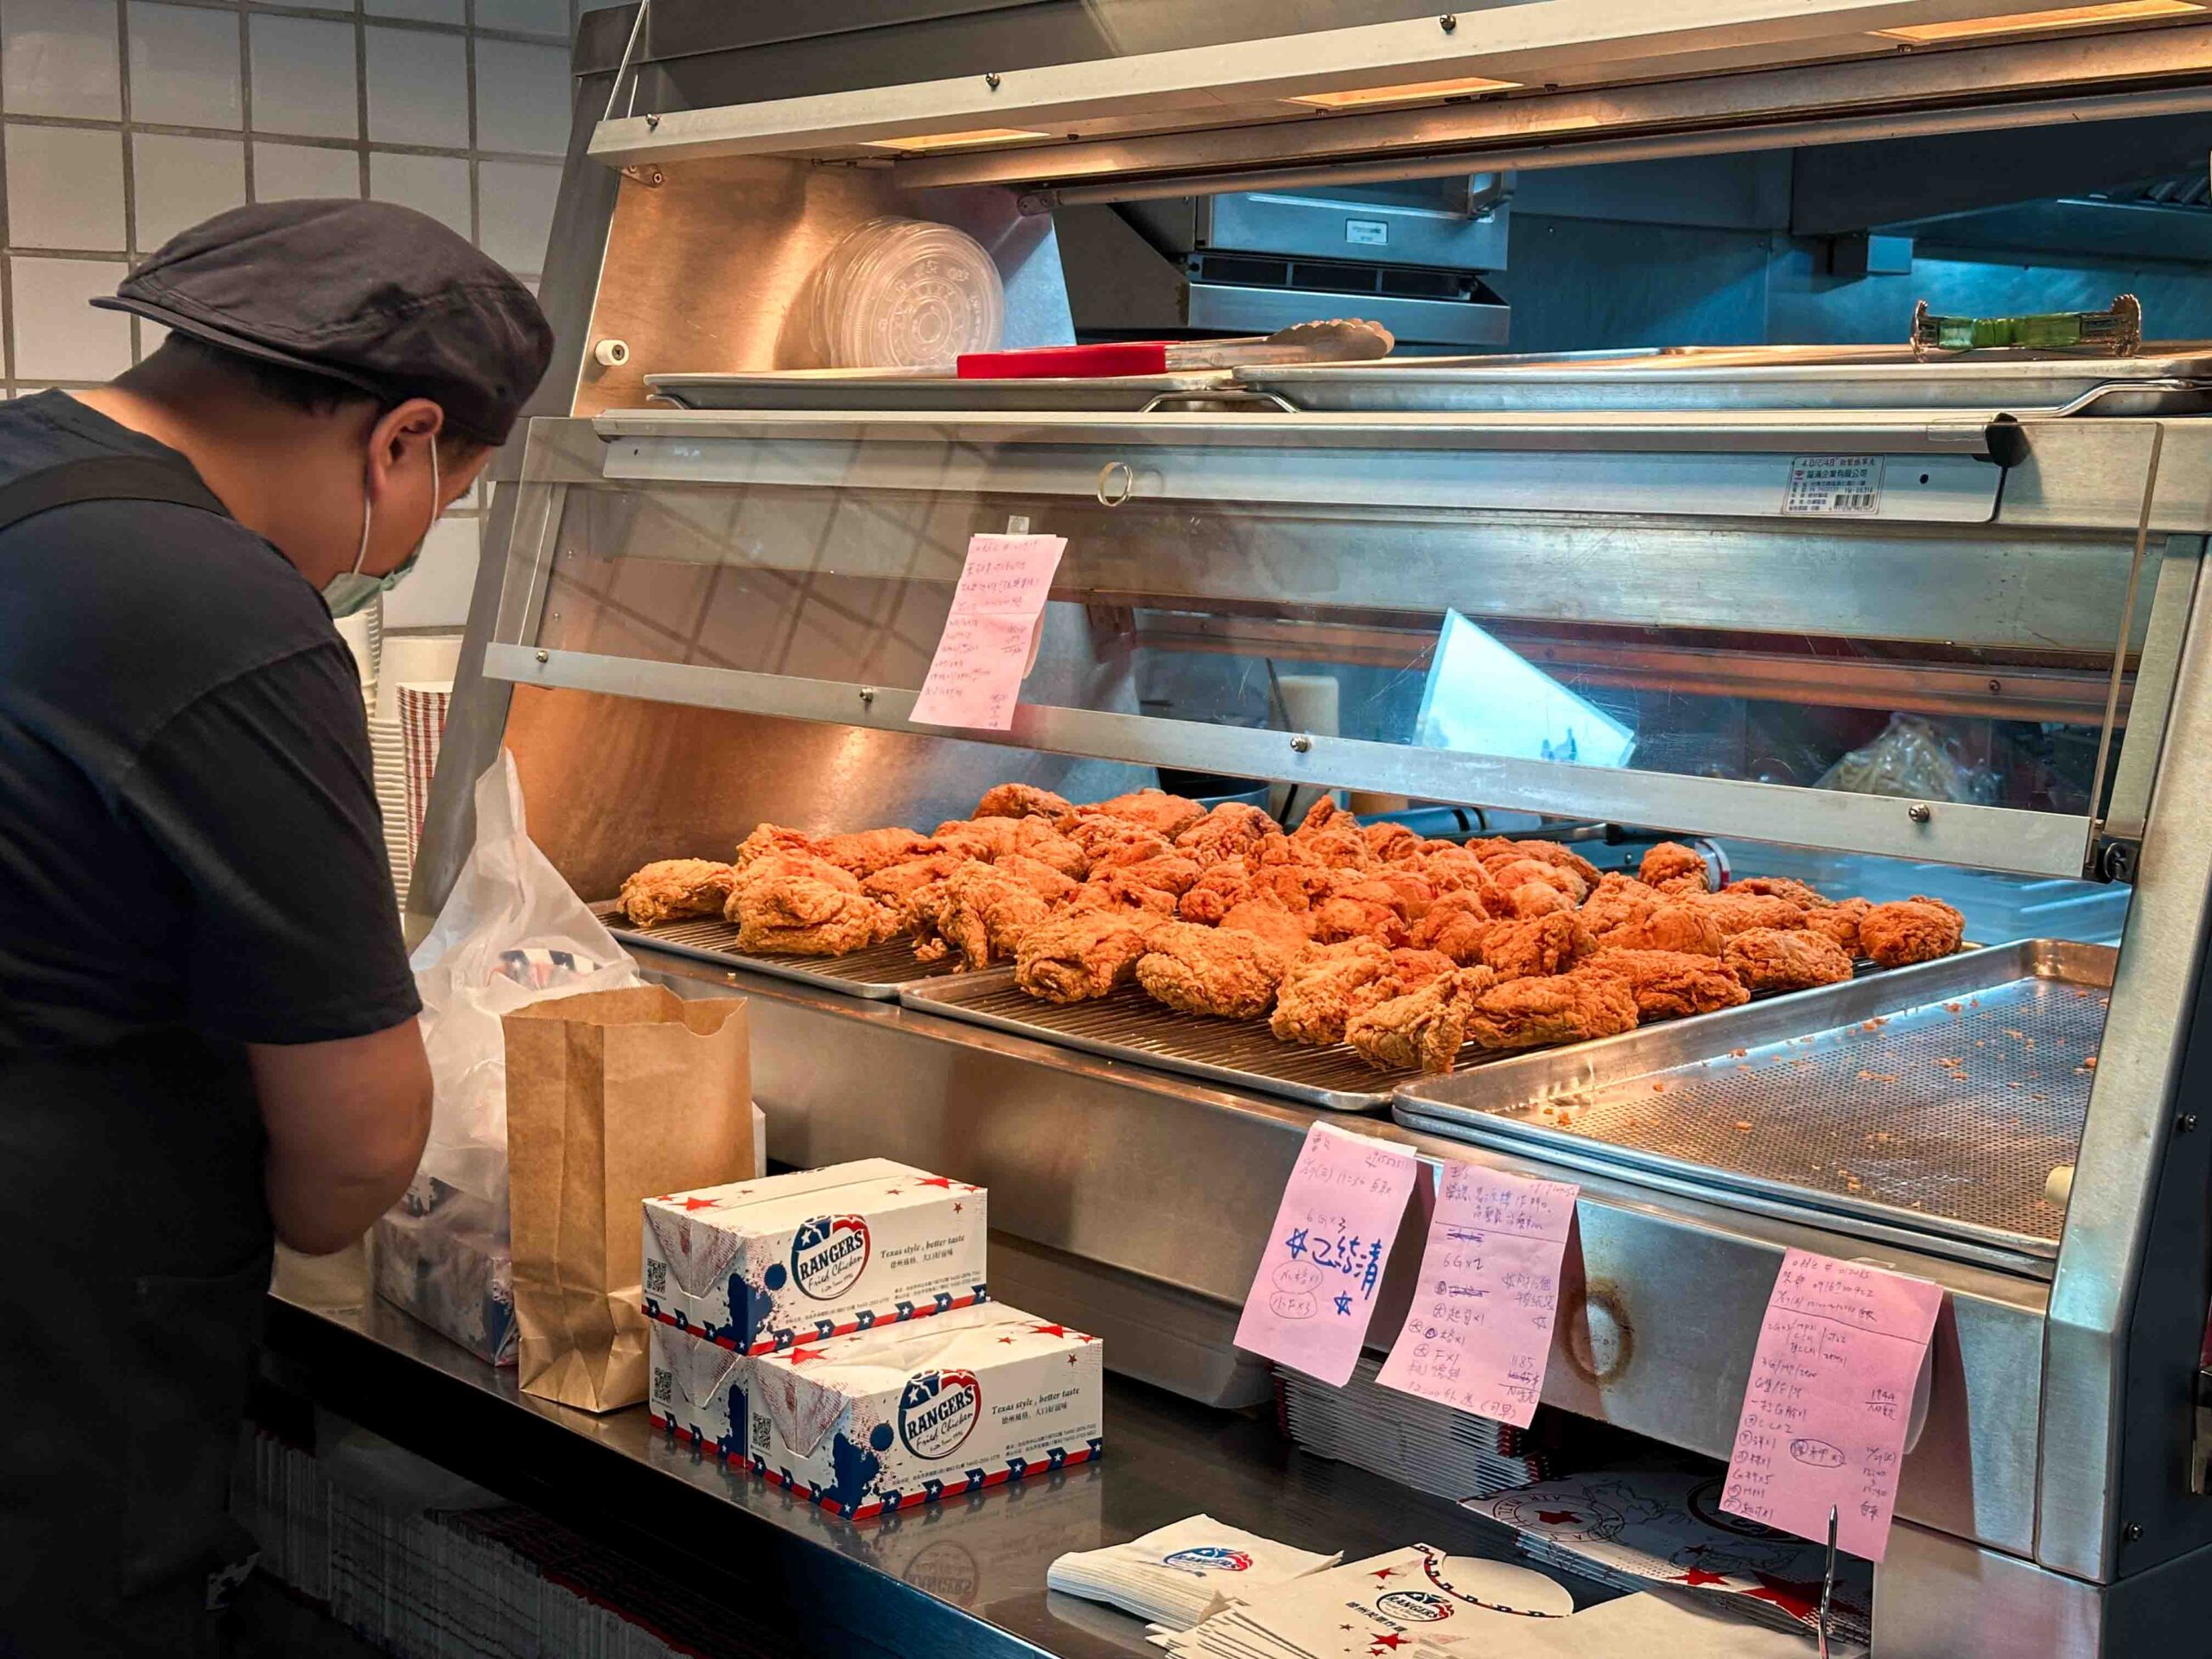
486, 643, 2100, 879
1239, 354, 2212, 416
639, 951, 2049, 1557
2099, 537, 2202, 843
591, 901, 954, 999
643, 369, 1237, 412
903, 969, 1398, 1113
1183, 283, 1510, 347
1396, 942, 2113, 1264
1876, 1524, 2104, 1659
2042, 508, 2212, 1581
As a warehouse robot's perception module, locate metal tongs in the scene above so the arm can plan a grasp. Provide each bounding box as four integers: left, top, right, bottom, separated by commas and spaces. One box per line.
1819, 1505, 1839, 1658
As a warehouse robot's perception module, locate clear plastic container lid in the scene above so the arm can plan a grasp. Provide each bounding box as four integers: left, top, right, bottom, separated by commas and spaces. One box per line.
809, 216, 1005, 370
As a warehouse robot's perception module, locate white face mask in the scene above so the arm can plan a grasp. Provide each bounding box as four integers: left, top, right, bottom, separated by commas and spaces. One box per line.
322, 440, 440, 619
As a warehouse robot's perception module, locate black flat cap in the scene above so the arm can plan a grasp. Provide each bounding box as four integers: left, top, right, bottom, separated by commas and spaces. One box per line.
95, 199, 556, 446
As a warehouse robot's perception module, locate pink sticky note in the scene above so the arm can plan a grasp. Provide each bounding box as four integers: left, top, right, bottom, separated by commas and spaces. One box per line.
1721, 1249, 1944, 1561
909, 534, 1067, 731
1374, 1161, 1579, 1428
1234, 1123, 1419, 1386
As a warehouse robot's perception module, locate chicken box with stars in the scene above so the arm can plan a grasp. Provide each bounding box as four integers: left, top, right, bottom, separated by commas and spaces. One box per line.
643, 1159, 988, 1355
648, 1316, 754, 1460
746, 1301, 1103, 1519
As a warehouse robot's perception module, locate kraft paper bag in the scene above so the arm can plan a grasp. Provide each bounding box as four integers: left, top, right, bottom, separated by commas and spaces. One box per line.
506, 985, 752, 1412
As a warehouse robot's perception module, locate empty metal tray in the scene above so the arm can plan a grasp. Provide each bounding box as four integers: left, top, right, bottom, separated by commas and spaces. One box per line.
644, 368, 1236, 413
902, 971, 1404, 1112
593, 902, 951, 999
1395, 939, 2113, 1261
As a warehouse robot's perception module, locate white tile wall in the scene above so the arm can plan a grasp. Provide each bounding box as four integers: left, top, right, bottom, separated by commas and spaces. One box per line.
365, 24, 470, 149
3, 0, 587, 609
2, 0, 123, 121
126, 3, 244, 130
5, 123, 126, 249
132, 132, 248, 249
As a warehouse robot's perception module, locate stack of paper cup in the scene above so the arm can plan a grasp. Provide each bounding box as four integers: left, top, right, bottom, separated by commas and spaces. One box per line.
396, 683, 452, 861
1046, 1516, 1339, 1630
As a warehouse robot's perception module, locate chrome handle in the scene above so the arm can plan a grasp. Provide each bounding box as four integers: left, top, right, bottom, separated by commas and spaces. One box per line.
1135, 388, 1300, 414
1095, 460, 1135, 507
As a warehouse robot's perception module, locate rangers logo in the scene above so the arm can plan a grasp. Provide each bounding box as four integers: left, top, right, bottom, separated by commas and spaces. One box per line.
1376, 1591, 1453, 1623
1162, 1547, 1252, 1575
898, 1369, 982, 1459
790, 1215, 871, 1300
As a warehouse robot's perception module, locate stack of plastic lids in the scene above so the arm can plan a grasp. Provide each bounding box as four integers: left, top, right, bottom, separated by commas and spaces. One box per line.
810, 216, 1004, 369
1276, 1356, 1586, 1501
1047, 1516, 1340, 1630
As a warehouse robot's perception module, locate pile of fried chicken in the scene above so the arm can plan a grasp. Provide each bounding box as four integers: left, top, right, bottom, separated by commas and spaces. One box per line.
617, 786, 1967, 1076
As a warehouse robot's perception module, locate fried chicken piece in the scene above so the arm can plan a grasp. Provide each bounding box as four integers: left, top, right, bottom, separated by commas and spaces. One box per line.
1485, 856, 1590, 906
1478, 911, 1594, 981
1058, 812, 1169, 862
1085, 830, 1177, 875
909, 862, 1059, 971
1083, 788, 1207, 840
1578, 950, 1749, 1020
1094, 854, 1204, 898
1179, 864, 1256, 925
1639, 842, 1710, 894
1730, 876, 1833, 909
994, 854, 1080, 903
1270, 938, 1399, 1046
1363, 821, 1423, 863
1174, 802, 1277, 868
1014, 911, 1158, 1004
1312, 894, 1409, 948
1414, 844, 1498, 899
861, 852, 967, 910
1409, 890, 1495, 964
1589, 901, 1725, 958
734, 823, 817, 868
1290, 797, 1376, 870
618, 859, 738, 927
1346, 966, 1497, 1074
1502, 880, 1577, 920
1250, 852, 1338, 912
1218, 899, 1313, 961
1064, 875, 1181, 919
1465, 973, 1638, 1053
726, 854, 893, 957
975, 783, 1072, 821
1805, 896, 1872, 957
1471, 838, 1602, 890
1688, 891, 1809, 938
1858, 897, 1966, 969
1723, 927, 1854, 994
931, 817, 1025, 861
1389, 948, 1456, 991
1134, 922, 1286, 1020
814, 827, 938, 879
1580, 872, 1665, 936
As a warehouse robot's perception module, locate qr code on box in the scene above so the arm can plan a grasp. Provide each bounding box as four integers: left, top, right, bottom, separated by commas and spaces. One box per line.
652, 1366, 672, 1404
645, 1257, 667, 1295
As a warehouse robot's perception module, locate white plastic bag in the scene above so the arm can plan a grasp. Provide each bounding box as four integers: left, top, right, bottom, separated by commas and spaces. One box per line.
409, 752, 644, 1207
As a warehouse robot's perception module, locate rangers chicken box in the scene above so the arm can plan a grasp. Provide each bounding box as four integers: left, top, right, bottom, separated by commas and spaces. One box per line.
643, 1159, 988, 1354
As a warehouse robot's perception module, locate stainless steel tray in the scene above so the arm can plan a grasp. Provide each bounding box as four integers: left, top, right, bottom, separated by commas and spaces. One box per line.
592, 901, 950, 1000
1237, 350, 2212, 416
901, 970, 1403, 1112
644, 368, 1237, 413
1395, 940, 2113, 1260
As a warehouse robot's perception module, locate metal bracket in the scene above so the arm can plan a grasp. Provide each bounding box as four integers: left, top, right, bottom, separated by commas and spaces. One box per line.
601, 0, 651, 125
620, 164, 664, 188
2094, 831, 2142, 884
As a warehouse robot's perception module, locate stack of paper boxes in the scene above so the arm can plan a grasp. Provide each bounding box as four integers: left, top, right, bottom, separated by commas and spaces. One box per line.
643, 1158, 1103, 1519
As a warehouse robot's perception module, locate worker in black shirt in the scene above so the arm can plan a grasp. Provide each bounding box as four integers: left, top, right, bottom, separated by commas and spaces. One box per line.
0, 200, 552, 1656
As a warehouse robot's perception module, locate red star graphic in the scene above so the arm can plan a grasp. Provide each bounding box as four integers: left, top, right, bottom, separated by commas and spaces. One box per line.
785, 1346, 829, 1366
1745, 1575, 1823, 1621
1369, 1567, 1400, 1581
1340, 1626, 1356, 1634
1075, 1332, 1099, 1344
915, 1177, 957, 1189
1370, 1637, 1407, 1653
1066, 1354, 1079, 1366
997, 1337, 1016, 1344
953, 1203, 964, 1214
962, 1183, 983, 1193
1029, 1323, 1071, 1338
679, 1197, 716, 1212
1536, 1510, 1582, 1526
885, 1189, 901, 1196
1672, 1567, 1732, 1588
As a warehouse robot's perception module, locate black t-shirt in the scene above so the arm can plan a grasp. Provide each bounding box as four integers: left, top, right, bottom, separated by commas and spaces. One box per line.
0, 392, 420, 1642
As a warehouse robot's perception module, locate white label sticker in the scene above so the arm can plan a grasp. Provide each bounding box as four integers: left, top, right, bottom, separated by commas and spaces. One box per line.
1345, 218, 1389, 246
1783, 455, 1884, 516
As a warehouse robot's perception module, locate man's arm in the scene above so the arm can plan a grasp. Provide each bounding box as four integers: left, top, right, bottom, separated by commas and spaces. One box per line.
249, 1019, 432, 1255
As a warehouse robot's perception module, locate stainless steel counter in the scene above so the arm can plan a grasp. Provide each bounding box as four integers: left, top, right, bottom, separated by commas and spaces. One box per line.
261, 1274, 1612, 1659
